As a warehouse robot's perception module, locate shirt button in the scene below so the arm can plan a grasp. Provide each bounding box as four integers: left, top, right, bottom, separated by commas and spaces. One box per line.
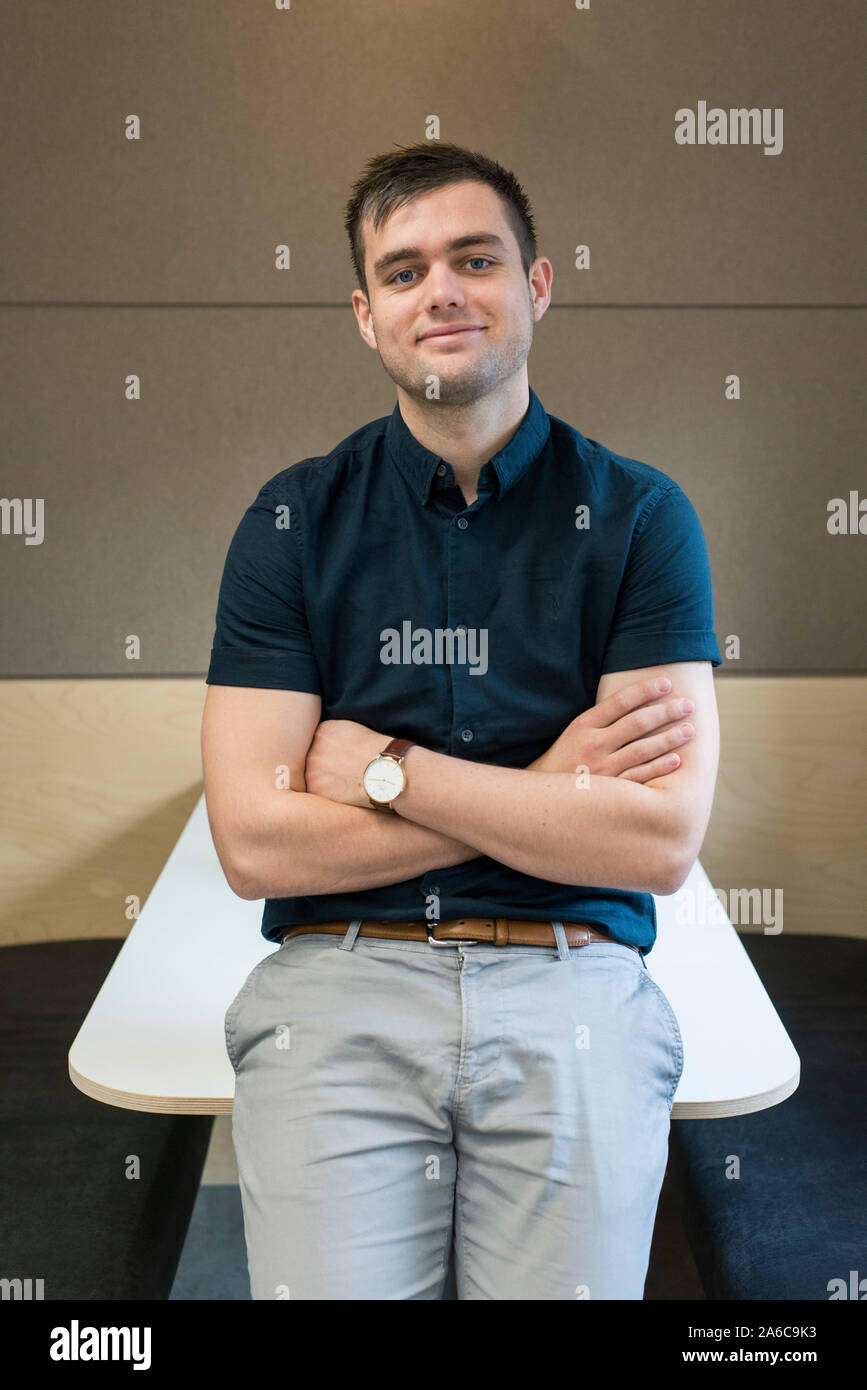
436, 463, 447, 476
429, 884, 440, 895
460, 728, 474, 742
456, 517, 469, 529
456, 624, 466, 633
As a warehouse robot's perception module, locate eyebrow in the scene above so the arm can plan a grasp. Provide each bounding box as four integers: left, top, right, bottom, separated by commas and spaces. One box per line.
371, 232, 508, 280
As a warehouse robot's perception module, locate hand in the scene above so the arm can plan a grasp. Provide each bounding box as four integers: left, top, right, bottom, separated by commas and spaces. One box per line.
305, 719, 388, 808
527, 677, 695, 782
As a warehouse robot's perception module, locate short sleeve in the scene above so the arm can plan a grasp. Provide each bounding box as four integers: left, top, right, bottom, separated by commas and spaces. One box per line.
205, 480, 322, 693
600, 483, 723, 673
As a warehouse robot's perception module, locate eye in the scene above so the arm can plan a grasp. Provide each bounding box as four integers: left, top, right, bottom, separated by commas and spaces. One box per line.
389, 257, 493, 285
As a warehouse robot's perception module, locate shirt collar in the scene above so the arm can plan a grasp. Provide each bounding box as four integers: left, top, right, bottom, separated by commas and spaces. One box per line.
384, 386, 551, 505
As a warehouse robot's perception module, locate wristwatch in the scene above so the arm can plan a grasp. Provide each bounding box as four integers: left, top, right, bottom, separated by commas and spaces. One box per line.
363, 738, 415, 811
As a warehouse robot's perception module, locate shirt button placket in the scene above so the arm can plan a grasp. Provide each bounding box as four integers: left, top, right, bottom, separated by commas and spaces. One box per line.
451, 517, 476, 753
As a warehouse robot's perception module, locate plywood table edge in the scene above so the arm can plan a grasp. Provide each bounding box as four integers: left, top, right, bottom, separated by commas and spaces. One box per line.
671, 1063, 801, 1119
67, 1056, 802, 1121
68, 1055, 234, 1116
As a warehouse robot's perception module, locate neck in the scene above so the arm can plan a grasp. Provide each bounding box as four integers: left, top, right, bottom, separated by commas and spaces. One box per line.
396, 374, 530, 499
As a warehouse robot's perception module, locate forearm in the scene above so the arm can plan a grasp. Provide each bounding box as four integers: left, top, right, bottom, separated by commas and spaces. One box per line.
243, 790, 480, 900
243, 746, 555, 901
393, 746, 681, 895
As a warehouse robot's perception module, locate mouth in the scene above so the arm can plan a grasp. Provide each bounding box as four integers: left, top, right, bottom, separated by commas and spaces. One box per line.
419, 326, 485, 343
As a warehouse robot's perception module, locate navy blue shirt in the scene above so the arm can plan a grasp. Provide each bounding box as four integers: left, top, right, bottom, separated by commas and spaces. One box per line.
206, 387, 722, 953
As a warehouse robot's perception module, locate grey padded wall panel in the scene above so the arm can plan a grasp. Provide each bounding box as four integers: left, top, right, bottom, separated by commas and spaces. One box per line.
0, 0, 864, 304
0, 307, 862, 675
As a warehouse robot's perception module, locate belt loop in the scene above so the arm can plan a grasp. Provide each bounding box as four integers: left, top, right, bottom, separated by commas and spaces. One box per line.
338, 918, 364, 951
551, 920, 570, 962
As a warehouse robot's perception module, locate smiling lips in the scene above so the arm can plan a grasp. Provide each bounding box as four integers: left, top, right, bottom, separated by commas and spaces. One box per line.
419, 325, 484, 342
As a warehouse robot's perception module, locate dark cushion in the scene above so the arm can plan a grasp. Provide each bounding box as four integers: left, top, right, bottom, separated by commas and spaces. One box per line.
669, 933, 867, 1300
0, 940, 213, 1300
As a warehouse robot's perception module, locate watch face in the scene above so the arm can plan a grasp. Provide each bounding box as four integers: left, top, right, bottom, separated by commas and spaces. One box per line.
363, 756, 405, 803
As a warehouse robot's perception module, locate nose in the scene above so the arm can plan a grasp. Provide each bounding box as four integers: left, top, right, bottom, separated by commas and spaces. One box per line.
421, 263, 468, 313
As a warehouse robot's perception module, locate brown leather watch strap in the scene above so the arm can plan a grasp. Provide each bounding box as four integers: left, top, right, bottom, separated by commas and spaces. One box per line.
381, 738, 414, 760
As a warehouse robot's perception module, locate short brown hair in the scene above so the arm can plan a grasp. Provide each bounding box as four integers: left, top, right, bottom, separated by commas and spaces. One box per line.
344, 141, 539, 299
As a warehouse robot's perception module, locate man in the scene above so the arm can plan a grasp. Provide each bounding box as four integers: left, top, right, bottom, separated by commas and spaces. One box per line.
201, 142, 722, 1300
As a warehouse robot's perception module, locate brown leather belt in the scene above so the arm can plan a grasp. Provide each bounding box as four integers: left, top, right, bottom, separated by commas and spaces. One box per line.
281, 918, 639, 951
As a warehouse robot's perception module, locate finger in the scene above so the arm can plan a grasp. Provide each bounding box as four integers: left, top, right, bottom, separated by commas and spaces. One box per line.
608, 719, 695, 772
584, 676, 678, 729
604, 697, 694, 755
594, 695, 697, 761
617, 751, 684, 783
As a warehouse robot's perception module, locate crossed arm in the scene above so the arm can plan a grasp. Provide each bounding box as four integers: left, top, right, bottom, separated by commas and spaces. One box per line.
202, 661, 719, 903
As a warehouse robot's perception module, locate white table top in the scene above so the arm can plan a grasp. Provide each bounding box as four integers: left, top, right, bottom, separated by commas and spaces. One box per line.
68, 793, 800, 1118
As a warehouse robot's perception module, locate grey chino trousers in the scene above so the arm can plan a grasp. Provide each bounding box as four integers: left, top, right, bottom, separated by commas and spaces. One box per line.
224, 919, 684, 1300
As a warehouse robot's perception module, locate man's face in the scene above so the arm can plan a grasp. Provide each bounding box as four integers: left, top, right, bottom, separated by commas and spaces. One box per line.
353, 180, 549, 407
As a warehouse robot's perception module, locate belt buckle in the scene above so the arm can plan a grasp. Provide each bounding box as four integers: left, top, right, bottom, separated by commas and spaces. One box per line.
427, 924, 479, 947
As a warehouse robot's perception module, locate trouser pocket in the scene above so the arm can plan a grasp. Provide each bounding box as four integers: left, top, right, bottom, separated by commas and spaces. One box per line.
224, 954, 278, 1073
639, 971, 685, 1104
